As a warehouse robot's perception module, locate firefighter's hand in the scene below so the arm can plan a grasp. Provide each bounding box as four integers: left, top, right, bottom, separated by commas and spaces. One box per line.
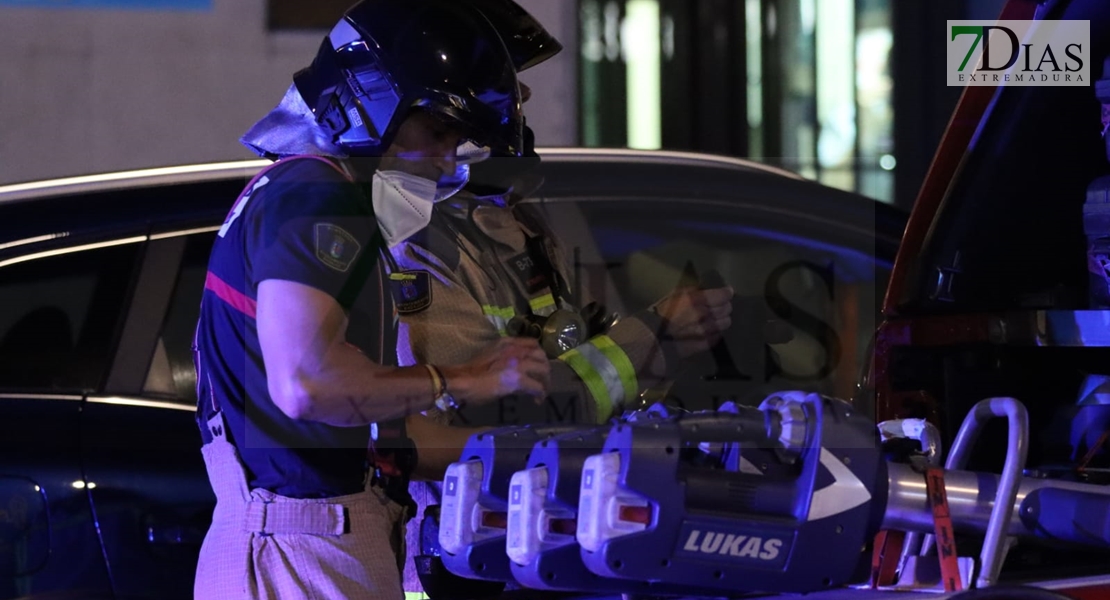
650, 285, 735, 359
442, 337, 550, 404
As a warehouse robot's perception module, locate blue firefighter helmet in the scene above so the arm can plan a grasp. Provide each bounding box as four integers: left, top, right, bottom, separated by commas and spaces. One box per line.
465, 0, 564, 193
293, 0, 524, 158
466, 0, 563, 71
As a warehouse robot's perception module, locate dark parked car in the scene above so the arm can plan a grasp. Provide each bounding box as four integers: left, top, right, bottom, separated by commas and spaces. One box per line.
0, 148, 905, 599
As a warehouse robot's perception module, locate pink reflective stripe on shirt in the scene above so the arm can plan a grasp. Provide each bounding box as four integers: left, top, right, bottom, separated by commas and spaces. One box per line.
205, 271, 258, 319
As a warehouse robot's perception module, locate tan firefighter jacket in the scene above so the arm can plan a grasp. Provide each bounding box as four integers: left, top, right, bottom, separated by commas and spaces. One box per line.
390, 188, 676, 596
389, 189, 670, 428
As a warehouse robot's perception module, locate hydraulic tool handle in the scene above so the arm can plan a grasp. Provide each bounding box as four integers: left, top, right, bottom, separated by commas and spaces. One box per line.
670, 410, 776, 446
468, 423, 584, 452
682, 469, 799, 520
607, 415, 819, 524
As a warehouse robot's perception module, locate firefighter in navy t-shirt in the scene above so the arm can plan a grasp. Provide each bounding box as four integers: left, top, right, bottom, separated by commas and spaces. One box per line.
191, 1, 548, 598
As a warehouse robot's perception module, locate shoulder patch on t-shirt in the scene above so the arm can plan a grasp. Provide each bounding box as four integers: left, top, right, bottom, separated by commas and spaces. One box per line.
389, 271, 432, 315
315, 223, 362, 272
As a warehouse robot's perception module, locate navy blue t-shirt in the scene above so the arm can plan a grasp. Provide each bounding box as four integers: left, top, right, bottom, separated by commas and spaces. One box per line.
194, 157, 396, 499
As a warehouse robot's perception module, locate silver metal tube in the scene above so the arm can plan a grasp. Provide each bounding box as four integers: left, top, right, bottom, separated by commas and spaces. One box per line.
968, 398, 1028, 588
914, 397, 1028, 588
883, 462, 1110, 537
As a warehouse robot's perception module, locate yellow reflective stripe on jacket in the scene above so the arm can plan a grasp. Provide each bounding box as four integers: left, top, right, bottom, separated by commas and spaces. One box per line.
529, 293, 557, 317
557, 335, 638, 423
590, 335, 638, 405
482, 305, 516, 336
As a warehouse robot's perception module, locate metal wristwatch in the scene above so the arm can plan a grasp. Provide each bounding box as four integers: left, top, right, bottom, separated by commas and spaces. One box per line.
434, 388, 460, 412
426, 364, 460, 412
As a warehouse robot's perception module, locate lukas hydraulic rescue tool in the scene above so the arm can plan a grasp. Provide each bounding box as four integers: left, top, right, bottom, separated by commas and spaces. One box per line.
436, 392, 1110, 597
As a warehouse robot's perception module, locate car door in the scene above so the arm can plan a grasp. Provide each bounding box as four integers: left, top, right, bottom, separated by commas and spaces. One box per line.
0, 232, 145, 600
78, 228, 220, 600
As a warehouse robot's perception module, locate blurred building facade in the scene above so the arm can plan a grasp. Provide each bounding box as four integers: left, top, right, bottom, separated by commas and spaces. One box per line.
0, 0, 1008, 209
579, 0, 1008, 207
0, 0, 578, 187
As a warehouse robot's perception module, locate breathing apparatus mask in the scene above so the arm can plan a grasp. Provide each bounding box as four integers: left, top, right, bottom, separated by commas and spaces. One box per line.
372, 142, 490, 248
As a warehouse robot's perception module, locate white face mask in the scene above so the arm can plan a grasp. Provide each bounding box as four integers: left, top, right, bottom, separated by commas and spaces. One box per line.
372, 165, 470, 248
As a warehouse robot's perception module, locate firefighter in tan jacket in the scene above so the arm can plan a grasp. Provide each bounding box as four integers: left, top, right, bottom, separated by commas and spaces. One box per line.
392, 174, 735, 415
390, 169, 735, 596
391, 189, 692, 426
383, 3, 733, 595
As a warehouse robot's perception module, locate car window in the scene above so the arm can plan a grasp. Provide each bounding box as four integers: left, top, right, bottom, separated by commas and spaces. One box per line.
0, 243, 142, 392
144, 232, 214, 403
542, 198, 890, 414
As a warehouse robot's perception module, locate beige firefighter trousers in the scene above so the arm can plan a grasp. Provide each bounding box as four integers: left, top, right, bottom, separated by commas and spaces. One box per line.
194, 413, 407, 600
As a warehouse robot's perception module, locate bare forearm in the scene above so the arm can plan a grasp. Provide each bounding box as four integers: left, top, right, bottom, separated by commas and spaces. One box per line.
285, 345, 439, 426
259, 280, 544, 428
259, 280, 442, 426
406, 415, 494, 481
293, 347, 497, 427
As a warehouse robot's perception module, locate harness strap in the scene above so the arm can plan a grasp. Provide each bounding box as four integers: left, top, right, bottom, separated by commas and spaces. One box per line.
869, 529, 905, 589
925, 467, 963, 593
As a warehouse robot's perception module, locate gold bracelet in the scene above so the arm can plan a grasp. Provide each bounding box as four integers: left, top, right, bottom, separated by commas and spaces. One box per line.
425, 364, 458, 411
424, 364, 444, 400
